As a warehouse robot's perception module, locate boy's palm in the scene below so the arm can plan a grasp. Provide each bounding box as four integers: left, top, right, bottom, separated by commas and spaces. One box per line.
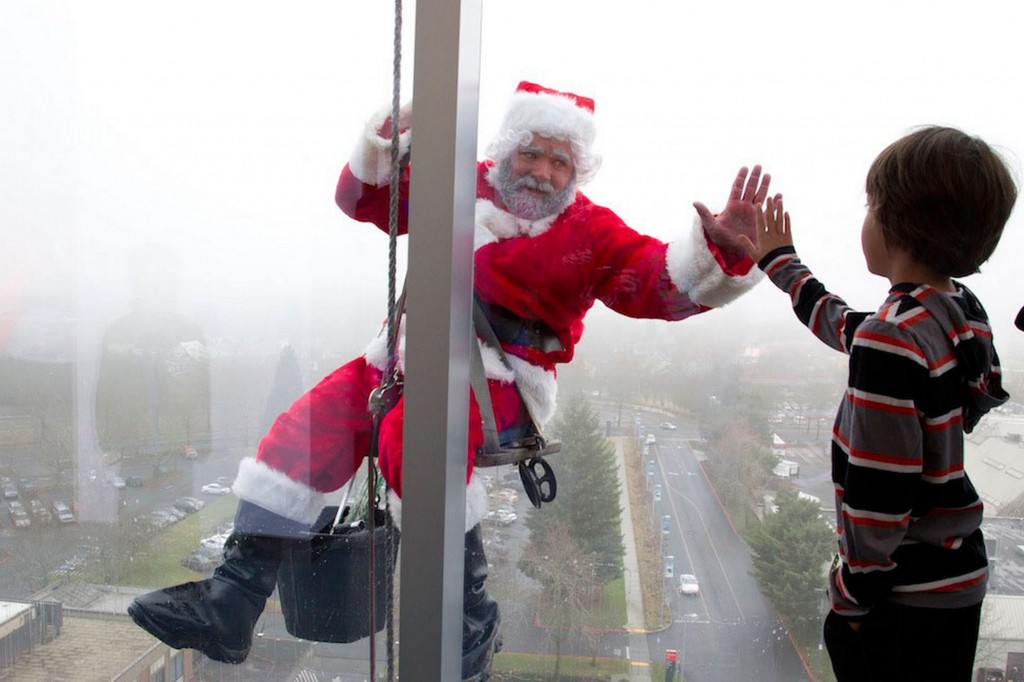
741, 196, 792, 262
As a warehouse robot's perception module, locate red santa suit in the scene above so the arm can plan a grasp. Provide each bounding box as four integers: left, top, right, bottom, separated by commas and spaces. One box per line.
232, 82, 763, 530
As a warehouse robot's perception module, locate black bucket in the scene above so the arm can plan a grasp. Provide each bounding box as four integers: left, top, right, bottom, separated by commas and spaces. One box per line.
277, 507, 399, 643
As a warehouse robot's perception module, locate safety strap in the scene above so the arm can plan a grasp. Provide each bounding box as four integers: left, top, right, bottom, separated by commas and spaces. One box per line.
471, 299, 559, 457
470, 300, 508, 455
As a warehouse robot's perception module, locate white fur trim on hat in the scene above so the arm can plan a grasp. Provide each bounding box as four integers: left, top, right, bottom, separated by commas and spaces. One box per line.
485, 91, 601, 184
232, 457, 326, 526
495, 90, 595, 150
386, 471, 490, 532
666, 214, 764, 308
348, 103, 412, 186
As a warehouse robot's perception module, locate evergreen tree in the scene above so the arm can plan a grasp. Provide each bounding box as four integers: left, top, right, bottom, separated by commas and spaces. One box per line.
526, 391, 623, 580
748, 486, 834, 641
261, 344, 305, 433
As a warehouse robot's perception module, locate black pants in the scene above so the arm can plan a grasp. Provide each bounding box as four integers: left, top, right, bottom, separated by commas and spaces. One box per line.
824, 602, 982, 682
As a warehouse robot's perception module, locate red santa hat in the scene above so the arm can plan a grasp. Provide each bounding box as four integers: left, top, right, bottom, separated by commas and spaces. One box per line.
485, 80, 602, 184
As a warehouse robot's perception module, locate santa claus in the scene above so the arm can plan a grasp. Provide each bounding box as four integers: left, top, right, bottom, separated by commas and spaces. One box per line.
128, 81, 773, 681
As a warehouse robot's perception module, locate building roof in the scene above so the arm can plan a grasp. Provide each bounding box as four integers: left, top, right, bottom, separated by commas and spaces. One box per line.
981, 594, 1024, 642
964, 415, 1024, 516
0, 600, 34, 638
3, 610, 160, 682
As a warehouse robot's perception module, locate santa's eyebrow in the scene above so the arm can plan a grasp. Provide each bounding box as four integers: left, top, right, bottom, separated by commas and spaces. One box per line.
551, 149, 572, 164
519, 144, 543, 155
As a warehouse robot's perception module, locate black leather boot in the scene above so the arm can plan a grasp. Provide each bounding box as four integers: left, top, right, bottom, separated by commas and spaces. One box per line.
128, 500, 305, 664
462, 524, 502, 682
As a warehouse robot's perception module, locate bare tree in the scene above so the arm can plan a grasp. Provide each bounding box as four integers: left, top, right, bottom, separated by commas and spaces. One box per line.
519, 523, 601, 678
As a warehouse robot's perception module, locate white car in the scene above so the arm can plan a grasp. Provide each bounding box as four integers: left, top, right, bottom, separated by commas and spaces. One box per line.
645, 433, 657, 445
200, 533, 231, 553
8, 501, 31, 529
678, 573, 700, 596
659, 421, 677, 430
52, 501, 76, 524
201, 483, 232, 495
486, 508, 518, 526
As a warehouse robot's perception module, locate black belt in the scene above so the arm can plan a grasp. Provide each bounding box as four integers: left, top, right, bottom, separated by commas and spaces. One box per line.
475, 298, 564, 353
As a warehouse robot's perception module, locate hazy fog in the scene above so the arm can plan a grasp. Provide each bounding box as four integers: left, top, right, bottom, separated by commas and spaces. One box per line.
3, 0, 1023, 391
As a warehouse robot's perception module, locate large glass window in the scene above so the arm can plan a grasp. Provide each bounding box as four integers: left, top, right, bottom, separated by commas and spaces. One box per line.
1, 2, 1022, 681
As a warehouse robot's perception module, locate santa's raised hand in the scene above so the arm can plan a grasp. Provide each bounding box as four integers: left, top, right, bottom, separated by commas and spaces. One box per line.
694, 165, 774, 260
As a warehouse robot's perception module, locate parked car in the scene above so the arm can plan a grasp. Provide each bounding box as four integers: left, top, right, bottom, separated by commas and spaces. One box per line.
8, 501, 31, 529
126, 475, 145, 488
56, 555, 86, 574
173, 497, 206, 514
486, 508, 518, 526
149, 509, 180, 528
199, 533, 230, 553
181, 445, 199, 460
112, 476, 127, 489
201, 483, 232, 495
659, 421, 677, 430
645, 433, 657, 445
678, 573, 700, 596
164, 507, 188, 521
52, 501, 76, 524
489, 488, 519, 507
29, 499, 53, 525
181, 552, 220, 573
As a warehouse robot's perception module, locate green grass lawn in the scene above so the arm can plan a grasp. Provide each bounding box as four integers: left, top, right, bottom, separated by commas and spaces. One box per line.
493, 651, 630, 680
121, 495, 237, 587
535, 575, 627, 631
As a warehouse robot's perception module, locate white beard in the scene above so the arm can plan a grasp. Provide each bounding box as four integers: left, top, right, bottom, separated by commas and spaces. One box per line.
495, 158, 576, 221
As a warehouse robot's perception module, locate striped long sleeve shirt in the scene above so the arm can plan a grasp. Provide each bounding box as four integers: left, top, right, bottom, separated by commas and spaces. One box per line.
760, 246, 1009, 615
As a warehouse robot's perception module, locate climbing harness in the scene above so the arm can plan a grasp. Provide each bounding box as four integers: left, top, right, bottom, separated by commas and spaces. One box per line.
470, 299, 560, 508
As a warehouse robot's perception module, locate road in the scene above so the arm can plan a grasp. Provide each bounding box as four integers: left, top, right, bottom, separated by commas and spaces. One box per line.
642, 422, 813, 681
485, 407, 816, 680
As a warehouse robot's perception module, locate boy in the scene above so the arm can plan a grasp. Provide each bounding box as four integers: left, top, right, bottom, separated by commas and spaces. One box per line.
742, 126, 1017, 681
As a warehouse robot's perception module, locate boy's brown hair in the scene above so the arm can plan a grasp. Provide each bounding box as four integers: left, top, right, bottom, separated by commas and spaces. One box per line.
865, 126, 1018, 277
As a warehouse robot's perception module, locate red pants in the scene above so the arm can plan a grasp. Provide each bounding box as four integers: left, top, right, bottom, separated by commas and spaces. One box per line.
255, 356, 528, 498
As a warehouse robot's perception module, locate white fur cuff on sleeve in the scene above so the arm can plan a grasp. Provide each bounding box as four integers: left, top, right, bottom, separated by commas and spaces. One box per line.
232, 457, 326, 526
347, 104, 412, 186
666, 214, 764, 309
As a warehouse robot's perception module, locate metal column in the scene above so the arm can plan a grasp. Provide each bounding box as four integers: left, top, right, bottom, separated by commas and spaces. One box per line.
399, 0, 482, 679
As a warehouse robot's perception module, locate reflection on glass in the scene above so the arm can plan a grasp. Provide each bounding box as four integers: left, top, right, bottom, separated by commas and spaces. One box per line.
0, 2, 1022, 681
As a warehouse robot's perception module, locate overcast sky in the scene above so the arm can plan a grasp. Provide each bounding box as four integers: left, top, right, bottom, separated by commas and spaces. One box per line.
3, 0, 1023, 368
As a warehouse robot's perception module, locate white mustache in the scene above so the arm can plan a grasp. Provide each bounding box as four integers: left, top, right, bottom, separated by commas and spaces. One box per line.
514, 175, 555, 194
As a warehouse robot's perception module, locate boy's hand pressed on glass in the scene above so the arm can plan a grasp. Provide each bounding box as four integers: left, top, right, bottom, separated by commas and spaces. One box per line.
741, 196, 791, 262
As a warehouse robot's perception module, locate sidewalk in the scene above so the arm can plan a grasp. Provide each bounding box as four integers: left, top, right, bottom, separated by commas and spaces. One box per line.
614, 438, 653, 682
